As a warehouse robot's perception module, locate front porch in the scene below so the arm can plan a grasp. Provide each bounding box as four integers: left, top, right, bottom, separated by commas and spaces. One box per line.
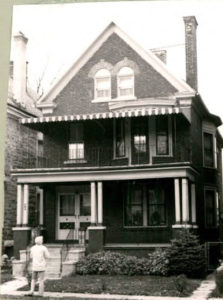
12, 164, 198, 259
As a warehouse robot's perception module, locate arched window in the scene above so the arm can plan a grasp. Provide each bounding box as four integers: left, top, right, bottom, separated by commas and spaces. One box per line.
95, 69, 111, 100
117, 67, 134, 98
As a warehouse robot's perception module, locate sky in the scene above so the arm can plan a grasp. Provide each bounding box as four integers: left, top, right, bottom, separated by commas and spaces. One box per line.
11, 0, 223, 133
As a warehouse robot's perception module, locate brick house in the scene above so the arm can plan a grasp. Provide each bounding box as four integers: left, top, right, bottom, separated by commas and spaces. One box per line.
11, 17, 223, 276
3, 32, 42, 256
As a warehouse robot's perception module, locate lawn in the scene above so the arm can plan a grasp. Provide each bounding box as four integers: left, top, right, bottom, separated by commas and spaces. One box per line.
19, 274, 201, 297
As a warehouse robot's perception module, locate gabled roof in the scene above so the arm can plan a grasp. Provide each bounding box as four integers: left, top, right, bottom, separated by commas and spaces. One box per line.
38, 22, 195, 107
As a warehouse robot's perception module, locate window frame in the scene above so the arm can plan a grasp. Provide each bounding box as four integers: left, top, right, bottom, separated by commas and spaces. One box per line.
113, 118, 126, 159
68, 123, 85, 161
124, 182, 167, 228
117, 67, 135, 99
204, 187, 218, 228
155, 115, 172, 157
203, 131, 216, 168
94, 68, 111, 101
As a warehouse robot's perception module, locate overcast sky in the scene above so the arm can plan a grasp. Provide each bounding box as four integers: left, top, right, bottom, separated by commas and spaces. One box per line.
11, 0, 223, 133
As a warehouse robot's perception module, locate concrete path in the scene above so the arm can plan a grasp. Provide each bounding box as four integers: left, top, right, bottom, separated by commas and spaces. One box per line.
0, 274, 218, 300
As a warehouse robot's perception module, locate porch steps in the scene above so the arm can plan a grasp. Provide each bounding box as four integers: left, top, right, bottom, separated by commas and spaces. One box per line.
13, 244, 86, 280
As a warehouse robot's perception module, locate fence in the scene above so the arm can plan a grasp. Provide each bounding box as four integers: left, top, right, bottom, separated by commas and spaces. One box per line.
205, 242, 223, 271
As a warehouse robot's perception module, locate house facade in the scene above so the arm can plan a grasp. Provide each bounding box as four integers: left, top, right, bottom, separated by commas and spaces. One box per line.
3, 32, 42, 257
11, 17, 223, 259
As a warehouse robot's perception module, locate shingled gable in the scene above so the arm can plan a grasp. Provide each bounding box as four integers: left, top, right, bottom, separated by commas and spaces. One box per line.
37, 22, 195, 116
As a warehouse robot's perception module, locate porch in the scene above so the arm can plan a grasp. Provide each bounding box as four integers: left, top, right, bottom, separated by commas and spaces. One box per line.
12, 165, 198, 259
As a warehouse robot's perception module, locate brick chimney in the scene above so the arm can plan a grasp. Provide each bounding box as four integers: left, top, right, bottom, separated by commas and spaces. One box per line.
13, 31, 28, 103
183, 16, 198, 91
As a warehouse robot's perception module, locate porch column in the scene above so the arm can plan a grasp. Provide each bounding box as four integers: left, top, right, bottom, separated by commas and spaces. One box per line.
22, 184, 29, 225
182, 178, 189, 223
191, 183, 196, 224
97, 182, 103, 225
90, 182, 97, 225
174, 179, 181, 223
16, 184, 23, 226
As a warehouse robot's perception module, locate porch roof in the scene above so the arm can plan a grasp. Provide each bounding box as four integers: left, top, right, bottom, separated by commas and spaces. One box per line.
12, 163, 198, 184
20, 106, 187, 125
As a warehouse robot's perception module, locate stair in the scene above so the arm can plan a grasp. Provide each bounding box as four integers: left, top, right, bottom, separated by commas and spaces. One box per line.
13, 244, 86, 279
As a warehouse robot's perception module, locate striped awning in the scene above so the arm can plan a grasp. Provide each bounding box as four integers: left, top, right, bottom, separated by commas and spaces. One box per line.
20, 107, 182, 125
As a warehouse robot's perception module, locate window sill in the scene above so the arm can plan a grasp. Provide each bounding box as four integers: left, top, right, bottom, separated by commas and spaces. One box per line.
64, 159, 87, 164
91, 97, 111, 103
123, 225, 168, 229
203, 165, 217, 170
113, 156, 128, 160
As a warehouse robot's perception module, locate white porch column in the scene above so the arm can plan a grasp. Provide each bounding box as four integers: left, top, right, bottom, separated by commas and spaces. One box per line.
90, 182, 97, 225
16, 184, 23, 226
174, 179, 181, 223
182, 178, 189, 223
191, 183, 196, 224
22, 184, 29, 225
97, 182, 103, 225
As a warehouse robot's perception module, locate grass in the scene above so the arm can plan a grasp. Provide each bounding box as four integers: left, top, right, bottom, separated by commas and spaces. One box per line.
19, 274, 201, 297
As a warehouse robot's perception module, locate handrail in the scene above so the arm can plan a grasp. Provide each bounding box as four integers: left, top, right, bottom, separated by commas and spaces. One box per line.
60, 228, 74, 273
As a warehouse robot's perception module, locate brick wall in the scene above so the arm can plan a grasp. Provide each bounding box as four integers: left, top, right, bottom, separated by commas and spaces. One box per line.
53, 33, 177, 116
3, 112, 38, 242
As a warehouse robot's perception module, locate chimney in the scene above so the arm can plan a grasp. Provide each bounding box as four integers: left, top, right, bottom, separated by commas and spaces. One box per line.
13, 31, 28, 103
183, 16, 198, 91
151, 49, 167, 64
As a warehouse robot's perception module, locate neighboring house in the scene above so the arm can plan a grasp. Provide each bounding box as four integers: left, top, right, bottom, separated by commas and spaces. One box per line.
3, 32, 42, 256
11, 17, 223, 265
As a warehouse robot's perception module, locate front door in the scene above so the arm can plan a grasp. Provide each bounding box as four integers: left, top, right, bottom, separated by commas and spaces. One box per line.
57, 193, 91, 240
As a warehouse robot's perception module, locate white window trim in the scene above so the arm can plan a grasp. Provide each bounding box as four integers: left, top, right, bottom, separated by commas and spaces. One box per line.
202, 131, 217, 169
113, 119, 127, 159
155, 115, 173, 157
117, 67, 135, 100
94, 69, 111, 102
204, 187, 218, 228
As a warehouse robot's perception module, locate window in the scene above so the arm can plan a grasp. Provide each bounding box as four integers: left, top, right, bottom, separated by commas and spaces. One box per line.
205, 189, 217, 227
60, 194, 75, 216
95, 69, 111, 100
125, 183, 143, 226
133, 118, 147, 154
69, 123, 84, 160
147, 188, 166, 226
80, 194, 91, 216
117, 67, 134, 97
203, 132, 214, 167
115, 119, 125, 157
156, 116, 169, 155
125, 182, 166, 227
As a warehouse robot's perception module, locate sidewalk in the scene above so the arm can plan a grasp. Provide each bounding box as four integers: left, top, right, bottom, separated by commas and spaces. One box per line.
0, 274, 218, 300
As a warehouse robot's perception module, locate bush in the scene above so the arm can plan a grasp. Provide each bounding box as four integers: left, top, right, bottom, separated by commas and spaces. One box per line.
215, 262, 223, 297
76, 250, 169, 276
167, 229, 206, 278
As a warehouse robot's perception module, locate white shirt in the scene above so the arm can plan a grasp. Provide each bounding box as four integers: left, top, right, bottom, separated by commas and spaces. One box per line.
30, 244, 50, 271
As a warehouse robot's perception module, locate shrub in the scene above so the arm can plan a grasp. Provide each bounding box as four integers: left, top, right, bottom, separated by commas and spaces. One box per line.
167, 229, 206, 278
173, 274, 188, 295
76, 250, 169, 276
215, 262, 223, 297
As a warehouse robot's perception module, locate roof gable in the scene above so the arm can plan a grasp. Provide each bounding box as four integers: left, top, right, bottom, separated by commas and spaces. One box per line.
38, 22, 195, 109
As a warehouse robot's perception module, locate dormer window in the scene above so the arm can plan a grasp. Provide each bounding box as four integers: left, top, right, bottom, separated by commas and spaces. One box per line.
117, 67, 134, 98
95, 69, 111, 100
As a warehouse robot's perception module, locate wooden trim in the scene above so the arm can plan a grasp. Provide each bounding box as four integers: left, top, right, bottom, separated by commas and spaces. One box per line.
13, 165, 197, 184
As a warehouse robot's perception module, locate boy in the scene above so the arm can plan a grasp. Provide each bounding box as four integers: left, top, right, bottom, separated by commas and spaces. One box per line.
27, 236, 50, 297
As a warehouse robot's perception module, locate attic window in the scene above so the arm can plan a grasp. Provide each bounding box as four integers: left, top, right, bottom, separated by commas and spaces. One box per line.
117, 67, 134, 98
95, 69, 111, 100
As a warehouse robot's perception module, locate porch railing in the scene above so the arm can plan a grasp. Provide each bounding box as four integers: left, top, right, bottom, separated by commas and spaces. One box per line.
12, 145, 192, 170
60, 229, 75, 274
